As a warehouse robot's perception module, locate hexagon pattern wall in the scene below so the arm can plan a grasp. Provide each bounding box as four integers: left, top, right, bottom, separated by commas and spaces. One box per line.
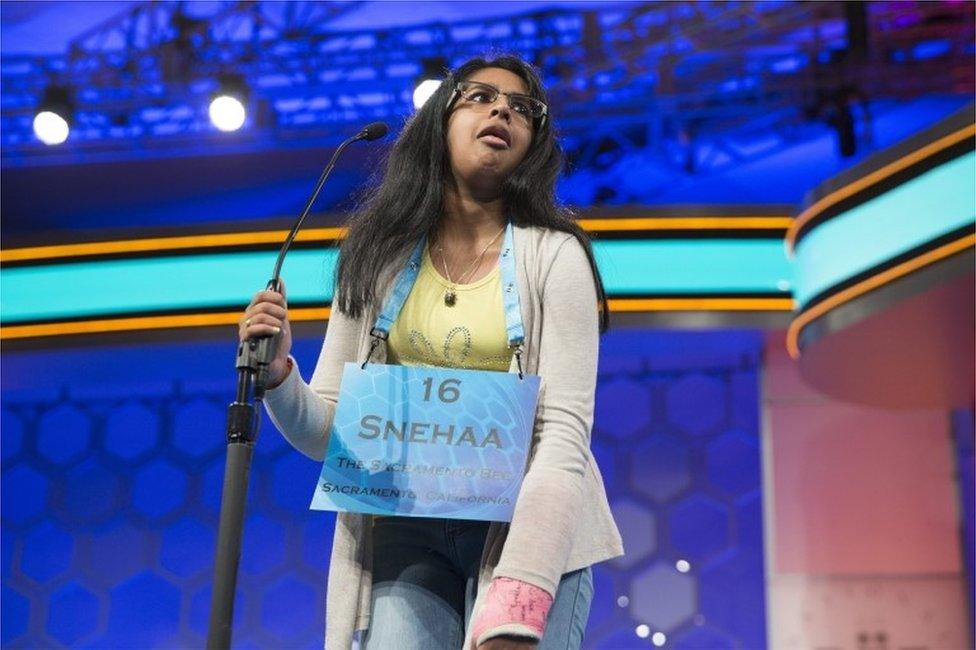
1, 331, 766, 648
1, 381, 332, 649
584, 332, 767, 648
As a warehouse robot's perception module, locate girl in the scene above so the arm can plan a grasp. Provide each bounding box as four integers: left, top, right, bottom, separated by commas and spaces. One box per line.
240, 54, 623, 649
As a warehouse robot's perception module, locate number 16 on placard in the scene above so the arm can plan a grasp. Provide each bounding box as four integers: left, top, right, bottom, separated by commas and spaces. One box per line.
421, 376, 460, 403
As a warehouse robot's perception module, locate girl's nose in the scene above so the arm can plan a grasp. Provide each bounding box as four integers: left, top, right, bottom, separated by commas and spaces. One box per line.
490, 102, 512, 122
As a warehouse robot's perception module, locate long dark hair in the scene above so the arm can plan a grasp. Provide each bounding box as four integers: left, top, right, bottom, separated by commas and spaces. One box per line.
334, 54, 610, 333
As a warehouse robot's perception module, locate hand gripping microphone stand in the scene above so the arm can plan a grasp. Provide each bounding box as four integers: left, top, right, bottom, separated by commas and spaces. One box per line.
207, 122, 388, 650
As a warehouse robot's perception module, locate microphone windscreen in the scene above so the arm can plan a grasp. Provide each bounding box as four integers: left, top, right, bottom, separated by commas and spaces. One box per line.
360, 122, 389, 141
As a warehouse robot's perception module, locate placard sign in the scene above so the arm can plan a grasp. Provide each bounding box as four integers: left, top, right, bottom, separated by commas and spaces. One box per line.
310, 362, 541, 521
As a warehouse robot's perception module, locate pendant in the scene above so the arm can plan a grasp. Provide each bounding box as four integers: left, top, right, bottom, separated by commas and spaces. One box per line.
444, 291, 457, 307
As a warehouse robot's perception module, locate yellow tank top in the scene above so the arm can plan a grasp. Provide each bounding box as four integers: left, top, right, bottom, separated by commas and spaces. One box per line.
386, 242, 514, 372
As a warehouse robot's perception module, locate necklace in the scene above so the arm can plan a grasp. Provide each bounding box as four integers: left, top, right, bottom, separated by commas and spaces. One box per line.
434, 225, 506, 307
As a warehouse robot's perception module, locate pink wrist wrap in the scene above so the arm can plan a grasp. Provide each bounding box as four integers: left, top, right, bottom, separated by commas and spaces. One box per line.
471, 577, 553, 643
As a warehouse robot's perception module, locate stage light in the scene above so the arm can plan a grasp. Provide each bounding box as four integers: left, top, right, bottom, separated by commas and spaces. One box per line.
635, 624, 650, 638
413, 57, 448, 110
651, 632, 667, 646
413, 79, 442, 110
209, 73, 248, 132
33, 112, 69, 146
33, 85, 73, 145
675, 559, 690, 572
209, 96, 245, 132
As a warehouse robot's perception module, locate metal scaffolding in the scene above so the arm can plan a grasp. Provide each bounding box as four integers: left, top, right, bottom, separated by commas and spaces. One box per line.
1, 0, 972, 186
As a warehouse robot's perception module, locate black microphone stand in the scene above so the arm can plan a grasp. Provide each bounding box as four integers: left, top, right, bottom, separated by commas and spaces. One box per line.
207, 122, 388, 650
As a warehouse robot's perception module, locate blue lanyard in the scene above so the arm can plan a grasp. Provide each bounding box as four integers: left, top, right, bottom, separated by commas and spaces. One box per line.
362, 220, 526, 378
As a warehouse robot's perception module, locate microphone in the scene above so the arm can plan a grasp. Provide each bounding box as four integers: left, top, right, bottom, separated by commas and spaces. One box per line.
216, 123, 389, 650
269, 121, 389, 287
241, 121, 389, 394
358, 121, 389, 141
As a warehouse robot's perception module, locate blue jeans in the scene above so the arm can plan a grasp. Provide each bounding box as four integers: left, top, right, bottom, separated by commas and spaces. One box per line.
361, 516, 593, 649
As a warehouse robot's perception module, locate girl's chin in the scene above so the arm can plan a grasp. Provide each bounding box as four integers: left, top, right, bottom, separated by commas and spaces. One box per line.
450, 171, 510, 197
456, 157, 508, 177
451, 156, 520, 187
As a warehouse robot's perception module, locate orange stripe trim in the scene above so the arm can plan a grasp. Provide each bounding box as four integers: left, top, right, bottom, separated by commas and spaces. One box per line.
0, 298, 793, 340
786, 124, 976, 256
0, 307, 331, 340
0, 228, 347, 264
577, 217, 792, 231
1, 217, 791, 265
608, 297, 794, 312
786, 234, 976, 359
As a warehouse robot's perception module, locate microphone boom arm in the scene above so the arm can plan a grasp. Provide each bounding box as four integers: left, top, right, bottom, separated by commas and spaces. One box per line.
207, 121, 387, 650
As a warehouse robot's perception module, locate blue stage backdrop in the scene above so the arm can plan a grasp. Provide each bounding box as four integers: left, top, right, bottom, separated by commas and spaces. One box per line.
1, 328, 766, 648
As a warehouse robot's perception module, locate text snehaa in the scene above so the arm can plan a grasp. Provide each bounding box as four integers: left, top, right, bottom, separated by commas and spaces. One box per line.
358, 415, 503, 449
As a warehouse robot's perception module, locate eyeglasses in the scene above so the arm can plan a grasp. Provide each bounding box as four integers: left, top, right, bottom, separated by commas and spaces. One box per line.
450, 81, 548, 127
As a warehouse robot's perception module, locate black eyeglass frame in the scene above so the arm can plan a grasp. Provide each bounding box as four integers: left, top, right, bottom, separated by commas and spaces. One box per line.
446, 80, 549, 131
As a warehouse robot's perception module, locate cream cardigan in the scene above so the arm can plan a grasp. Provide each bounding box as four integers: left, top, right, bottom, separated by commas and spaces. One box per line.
264, 223, 624, 649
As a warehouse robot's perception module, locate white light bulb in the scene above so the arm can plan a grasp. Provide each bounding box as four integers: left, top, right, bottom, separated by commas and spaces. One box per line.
652, 631, 667, 646
413, 79, 441, 110
33, 111, 69, 145
209, 95, 246, 132
635, 624, 650, 638
676, 559, 691, 573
